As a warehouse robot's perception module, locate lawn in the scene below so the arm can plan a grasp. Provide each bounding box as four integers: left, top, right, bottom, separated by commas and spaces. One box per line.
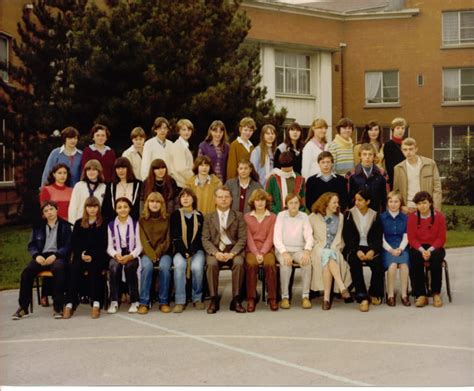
1, 214, 473, 290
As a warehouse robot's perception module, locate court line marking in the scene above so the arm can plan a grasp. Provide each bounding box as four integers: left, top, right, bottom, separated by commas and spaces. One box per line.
114, 314, 371, 386
1, 333, 473, 352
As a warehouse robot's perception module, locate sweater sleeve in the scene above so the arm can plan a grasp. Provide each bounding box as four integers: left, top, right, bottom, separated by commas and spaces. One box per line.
260, 214, 276, 255
107, 225, 118, 258
141, 141, 153, 180
244, 215, 259, 255
301, 143, 312, 179
302, 215, 314, 251
226, 142, 238, 180
68, 183, 81, 225
39, 187, 50, 204
432, 212, 446, 249
407, 213, 421, 250
41, 150, 57, 187
156, 221, 170, 258
139, 220, 157, 261
273, 213, 286, 254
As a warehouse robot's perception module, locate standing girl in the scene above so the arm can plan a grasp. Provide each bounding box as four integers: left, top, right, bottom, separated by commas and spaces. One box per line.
68, 159, 106, 224
138, 192, 172, 314
250, 124, 277, 187
64, 197, 108, 319
171, 188, 205, 313
274, 122, 304, 176
198, 120, 230, 184
408, 191, 446, 308
380, 191, 410, 306
185, 156, 222, 215
102, 157, 142, 221
302, 118, 328, 179
107, 197, 142, 314
143, 159, 179, 215
354, 120, 384, 167
40, 163, 73, 221
168, 119, 195, 188
81, 124, 116, 183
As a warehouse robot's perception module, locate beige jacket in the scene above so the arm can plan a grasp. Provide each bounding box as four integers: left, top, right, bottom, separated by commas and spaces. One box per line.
393, 156, 442, 210
309, 213, 351, 292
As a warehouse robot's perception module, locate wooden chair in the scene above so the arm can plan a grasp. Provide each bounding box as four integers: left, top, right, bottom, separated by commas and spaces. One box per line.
31, 270, 53, 313
424, 259, 452, 302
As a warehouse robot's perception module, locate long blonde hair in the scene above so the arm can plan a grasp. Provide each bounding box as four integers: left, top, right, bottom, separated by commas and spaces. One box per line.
305, 118, 328, 144
142, 192, 168, 220
80, 196, 103, 228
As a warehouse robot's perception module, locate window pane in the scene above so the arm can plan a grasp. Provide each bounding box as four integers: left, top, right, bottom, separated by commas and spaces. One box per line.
383, 86, 399, 101
443, 12, 459, 44
383, 71, 398, 87
434, 126, 451, 148
365, 72, 382, 103
452, 126, 468, 148
433, 149, 451, 176
460, 11, 474, 28
298, 69, 310, 94
0, 37, 7, 81
275, 67, 284, 93
461, 26, 474, 42
285, 54, 297, 68
297, 54, 310, 69
461, 85, 474, 100
275, 52, 284, 67
452, 148, 465, 162
443, 69, 459, 101
461, 68, 474, 84
285, 68, 297, 93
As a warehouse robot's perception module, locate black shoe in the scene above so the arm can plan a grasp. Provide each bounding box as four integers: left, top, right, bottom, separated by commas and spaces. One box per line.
12, 307, 29, 320
229, 299, 246, 313
53, 310, 63, 319
207, 298, 219, 314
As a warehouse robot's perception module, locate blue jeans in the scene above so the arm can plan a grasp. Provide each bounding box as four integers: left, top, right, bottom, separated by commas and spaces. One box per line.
139, 254, 172, 305
173, 250, 205, 304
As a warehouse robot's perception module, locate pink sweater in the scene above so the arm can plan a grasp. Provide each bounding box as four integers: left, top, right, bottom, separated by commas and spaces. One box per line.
407, 210, 446, 250
244, 212, 276, 255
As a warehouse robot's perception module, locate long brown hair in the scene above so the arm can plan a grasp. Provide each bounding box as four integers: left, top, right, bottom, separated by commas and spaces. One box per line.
283, 122, 304, 151
258, 124, 277, 167
80, 159, 105, 183
143, 159, 175, 200
311, 192, 339, 216
204, 120, 229, 147
80, 196, 103, 228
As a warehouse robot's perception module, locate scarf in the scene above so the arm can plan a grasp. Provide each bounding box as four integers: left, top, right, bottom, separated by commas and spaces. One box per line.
179, 208, 199, 279
270, 168, 296, 208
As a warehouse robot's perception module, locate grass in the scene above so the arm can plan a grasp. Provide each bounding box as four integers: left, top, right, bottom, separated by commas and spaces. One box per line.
0, 210, 473, 290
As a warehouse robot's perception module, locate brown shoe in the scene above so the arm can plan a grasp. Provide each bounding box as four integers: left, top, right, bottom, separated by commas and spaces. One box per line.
371, 296, 382, 305
433, 294, 443, 308
137, 304, 149, 315
193, 301, 205, 310
322, 300, 331, 310
207, 298, 219, 314
415, 296, 428, 307
340, 289, 351, 300
159, 304, 171, 313
91, 307, 101, 319
386, 297, 396, 307
401, 296, 411, 307
359, 300, 369, 312
247, 299, 255, 313
40, 296, 50, 307
268, 299, 279, 311
63, 307, 73, 319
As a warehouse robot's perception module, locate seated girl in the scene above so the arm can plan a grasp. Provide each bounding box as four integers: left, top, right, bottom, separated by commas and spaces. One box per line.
309, 192, 351, 310
107, 197, 142, 314
342, 189, 384, 312
244, 189, 278, 312
380, 191, 410, 307
64, 197, 108, 319
138, 192, 172, 314
407, 191, 446, 308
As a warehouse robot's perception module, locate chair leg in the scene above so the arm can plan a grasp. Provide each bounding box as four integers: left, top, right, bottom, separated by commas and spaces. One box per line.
444, 261, 452, 303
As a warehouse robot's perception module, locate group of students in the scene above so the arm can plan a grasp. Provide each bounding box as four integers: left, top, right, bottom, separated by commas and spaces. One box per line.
12, 114, 446, 320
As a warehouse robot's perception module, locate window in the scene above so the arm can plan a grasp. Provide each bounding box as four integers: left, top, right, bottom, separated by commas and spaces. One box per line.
0, 35, 8, 82
0, 119, 15, 184
443, 68, 474, 102
433, 125, 472, 177
365, 71, 399, 105
275, 52, 310, 95
443, 11, 474, 46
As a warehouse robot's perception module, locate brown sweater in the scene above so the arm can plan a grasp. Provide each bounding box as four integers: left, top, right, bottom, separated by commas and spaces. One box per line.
226, 139, 254, 180
139, 216, 170, 261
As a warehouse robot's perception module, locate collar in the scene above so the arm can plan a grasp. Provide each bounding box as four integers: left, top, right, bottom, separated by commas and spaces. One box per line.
249, 210, 271, 218
46, 220, 59, 230
237, 136, 253, 148
89, 144, 111, 153
195, 175, 211, 186
311, 138, 326, 150
177, 136, 189, 148
156, 137, 168, 147
388, 210, 400, 218
284, 210, 303, 219
59, 145, 80, 155
355, 163, 379, 176
316, 172, 336, 179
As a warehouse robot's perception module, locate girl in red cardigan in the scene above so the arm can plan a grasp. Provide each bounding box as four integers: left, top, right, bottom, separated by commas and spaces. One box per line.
81, 124, 116, 183
407, 191, 446, 308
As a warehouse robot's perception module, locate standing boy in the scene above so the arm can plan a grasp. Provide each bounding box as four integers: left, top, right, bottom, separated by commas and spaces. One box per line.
122, 127, 146, 180
226, 117, 255, 180
384, 117, 407, 189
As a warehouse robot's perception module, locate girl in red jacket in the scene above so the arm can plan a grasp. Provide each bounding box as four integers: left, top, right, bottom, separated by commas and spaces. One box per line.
407, 191, 446, 308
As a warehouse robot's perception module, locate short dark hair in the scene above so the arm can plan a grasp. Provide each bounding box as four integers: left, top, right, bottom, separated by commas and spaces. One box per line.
41, 200, 58, 212
335, 118, 354, 133
192, 155, 213, 175
46, 163, 71, 186
61, 126, 79, 142
278, 151, 294, 167
317, 151, 334, 163
90, 124, 110, 139
178, 187, 198, 210
356, 189, 372, 202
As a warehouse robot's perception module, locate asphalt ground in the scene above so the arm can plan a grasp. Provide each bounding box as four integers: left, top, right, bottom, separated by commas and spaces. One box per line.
0, 247, 473, 387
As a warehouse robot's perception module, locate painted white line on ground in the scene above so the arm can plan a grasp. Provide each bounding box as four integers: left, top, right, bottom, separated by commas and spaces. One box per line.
1, 333, 473, 353
115, 314, 371, 387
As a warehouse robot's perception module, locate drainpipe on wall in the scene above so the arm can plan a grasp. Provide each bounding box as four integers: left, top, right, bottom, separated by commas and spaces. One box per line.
339, 42, 347, 118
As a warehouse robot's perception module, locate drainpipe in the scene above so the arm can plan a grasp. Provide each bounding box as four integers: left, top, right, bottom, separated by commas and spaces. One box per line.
339, 42, 347, 118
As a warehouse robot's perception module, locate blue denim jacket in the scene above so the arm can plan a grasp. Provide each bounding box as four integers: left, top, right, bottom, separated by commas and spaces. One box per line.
380, 210, 407, 249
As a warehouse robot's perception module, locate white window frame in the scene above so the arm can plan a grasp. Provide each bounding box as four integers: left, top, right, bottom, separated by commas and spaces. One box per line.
442, 10, 474, 46
0, 119, 15, 185
443, 68, 474, 103
433, 124, 472, 177
275, 51, 311, 96
0, 35, 8, 82
364, 70, 399, 106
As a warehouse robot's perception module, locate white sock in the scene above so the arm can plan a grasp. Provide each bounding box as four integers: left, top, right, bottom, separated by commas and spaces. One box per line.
66, 303, 73, 309
93, 301, 100, 308
110, 301, 118, 307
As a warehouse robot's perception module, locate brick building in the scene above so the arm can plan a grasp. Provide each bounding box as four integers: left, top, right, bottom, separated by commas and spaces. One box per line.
0, 0, 473, 222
